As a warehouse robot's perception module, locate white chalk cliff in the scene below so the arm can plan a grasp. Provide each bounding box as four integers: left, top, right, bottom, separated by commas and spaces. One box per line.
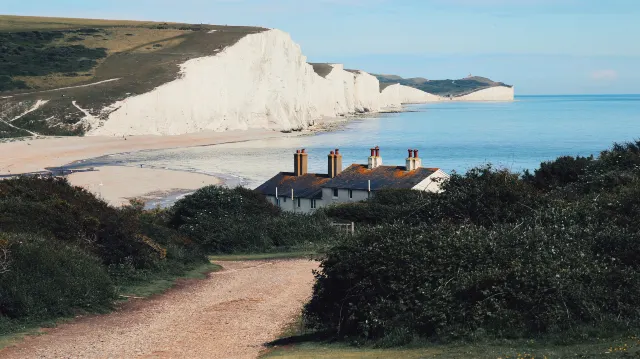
452, 86, 515, 101
88, 29, 511, 136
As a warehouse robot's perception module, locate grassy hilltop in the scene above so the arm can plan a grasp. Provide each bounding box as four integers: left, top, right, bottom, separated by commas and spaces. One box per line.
0, 15, 264, 137
375, 73, 512, 97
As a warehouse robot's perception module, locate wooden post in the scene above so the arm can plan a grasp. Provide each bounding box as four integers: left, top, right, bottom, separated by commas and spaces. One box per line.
351, 222, 355, 235
291, 188, 295, 212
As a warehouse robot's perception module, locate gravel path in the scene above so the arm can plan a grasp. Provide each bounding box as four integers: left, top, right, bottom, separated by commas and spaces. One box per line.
0, 260, 318, 359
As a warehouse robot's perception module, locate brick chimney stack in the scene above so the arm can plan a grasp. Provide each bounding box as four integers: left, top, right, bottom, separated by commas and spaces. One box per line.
406, 148, 415, 171
331, 149, 343, 178
413, 149, 422, 169
294, 149, 308, 176
367, 146, 383, 169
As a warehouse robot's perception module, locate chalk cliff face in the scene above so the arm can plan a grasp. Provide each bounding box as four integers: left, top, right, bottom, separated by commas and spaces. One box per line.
88, 29, 513, 136
452, 86, 515, 101
89, 30, 443, 136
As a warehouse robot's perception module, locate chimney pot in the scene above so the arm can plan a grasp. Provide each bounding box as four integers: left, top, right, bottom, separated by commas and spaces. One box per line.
370, 148, 375, 157
408, 149, 413, 158
301, 149, 306, 153
375, 146, 380, 157
330, 150, 335, 155
296, 149, 300, 154
414, 149, 419, 158
335, 148, 339, 154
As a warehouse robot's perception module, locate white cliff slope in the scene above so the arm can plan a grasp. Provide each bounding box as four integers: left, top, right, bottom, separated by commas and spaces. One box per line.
452, 86, 515, 101
89, 29, 442, 136
380, 84, 443, 108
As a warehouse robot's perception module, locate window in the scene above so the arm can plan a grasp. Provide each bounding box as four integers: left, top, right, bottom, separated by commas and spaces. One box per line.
283, 196, 287, 203
311, 199, 317, 209
333, 188, 339, 198
276, 198, 281, 206
297, 198, 301, 208
349, 189, 353, 199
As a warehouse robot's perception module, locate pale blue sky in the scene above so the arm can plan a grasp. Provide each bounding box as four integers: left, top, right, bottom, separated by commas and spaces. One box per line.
5, 0, 639, 94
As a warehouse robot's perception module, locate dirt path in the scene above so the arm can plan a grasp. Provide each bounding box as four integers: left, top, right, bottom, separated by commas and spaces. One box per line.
0, 260, 318, 359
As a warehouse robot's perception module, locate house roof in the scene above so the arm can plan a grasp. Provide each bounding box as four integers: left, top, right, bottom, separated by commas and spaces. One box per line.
255, 172, 332, 199
321, 164, 439, 191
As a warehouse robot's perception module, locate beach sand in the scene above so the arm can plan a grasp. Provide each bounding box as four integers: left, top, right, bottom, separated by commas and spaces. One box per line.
66, 166, 221, 206
0, 129, 290, 205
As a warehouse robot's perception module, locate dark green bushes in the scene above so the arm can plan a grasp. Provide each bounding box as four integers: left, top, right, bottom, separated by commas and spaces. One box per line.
307, 141, 640, 343
169, 186, 338, 253
0, 176, 208, 333
0, 233, 115, 333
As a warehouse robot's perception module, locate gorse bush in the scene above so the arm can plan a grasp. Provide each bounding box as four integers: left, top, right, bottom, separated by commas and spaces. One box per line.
169, 186, 338, 253
306, 141, 640, 343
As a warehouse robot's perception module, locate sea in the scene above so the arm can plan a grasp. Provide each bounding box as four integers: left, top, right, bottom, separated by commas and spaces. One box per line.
72, 95, 640, 191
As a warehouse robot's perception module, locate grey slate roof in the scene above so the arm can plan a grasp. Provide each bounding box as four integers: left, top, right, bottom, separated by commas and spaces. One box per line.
255, 172, 331, 199
321, 164, 438, 191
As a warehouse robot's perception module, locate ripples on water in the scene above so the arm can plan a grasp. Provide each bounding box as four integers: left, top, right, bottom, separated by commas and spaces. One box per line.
76, 95, 640, 188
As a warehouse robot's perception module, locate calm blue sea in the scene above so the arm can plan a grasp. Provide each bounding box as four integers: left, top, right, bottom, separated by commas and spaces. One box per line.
73, 95, 640, 188
306, 94, 640, 174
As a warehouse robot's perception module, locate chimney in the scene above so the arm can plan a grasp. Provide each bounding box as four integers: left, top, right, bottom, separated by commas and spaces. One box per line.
328, 150, 336, 178
333, 148, 342, 178
406, 149, 415, 171
413, 149, 422, 169
367, 146, 383, 169
300, 149, 308, 175
294, 149, 308, 176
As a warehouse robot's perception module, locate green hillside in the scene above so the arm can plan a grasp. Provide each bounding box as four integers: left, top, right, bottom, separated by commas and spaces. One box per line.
0, 15, 264, 137
375, 74, 512, 97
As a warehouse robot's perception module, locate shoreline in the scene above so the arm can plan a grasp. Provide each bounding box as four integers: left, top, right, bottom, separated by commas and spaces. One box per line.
0, 104, 428, 206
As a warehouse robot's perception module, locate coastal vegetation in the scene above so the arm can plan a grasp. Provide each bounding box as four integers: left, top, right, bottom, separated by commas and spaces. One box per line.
0, 178, 335, 338
300, 140, 640, 349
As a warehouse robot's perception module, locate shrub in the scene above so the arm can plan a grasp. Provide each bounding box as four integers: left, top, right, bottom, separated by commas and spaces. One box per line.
0, 233, 115, 330
0, 176, 156, 268
304, 219, 640, 341
169, 185, 338, 253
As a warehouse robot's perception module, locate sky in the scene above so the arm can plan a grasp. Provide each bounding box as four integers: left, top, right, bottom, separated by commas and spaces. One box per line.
5, 0, 640, 95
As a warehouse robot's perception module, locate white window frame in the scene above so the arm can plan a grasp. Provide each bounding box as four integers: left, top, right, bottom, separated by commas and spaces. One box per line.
297, 198, 301, 208
333, 188, 339, 198
311, 199, 317, 209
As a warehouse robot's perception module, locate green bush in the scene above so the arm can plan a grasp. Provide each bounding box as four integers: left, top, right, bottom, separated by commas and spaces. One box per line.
169, 185, 338, 253
0, 176, 156, 268
306, 141, 640, 343
0, 233, 115, 331
304, 218, 640, 342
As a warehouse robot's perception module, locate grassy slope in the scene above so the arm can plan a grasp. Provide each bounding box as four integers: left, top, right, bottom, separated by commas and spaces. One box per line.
0, 15, 265, 137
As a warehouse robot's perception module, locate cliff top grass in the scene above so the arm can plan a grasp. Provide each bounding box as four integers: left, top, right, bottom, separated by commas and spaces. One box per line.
0, 15, 264, 137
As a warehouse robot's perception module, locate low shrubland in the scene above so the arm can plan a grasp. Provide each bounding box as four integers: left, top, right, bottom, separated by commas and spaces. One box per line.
305, 140, 640, 345
0, 178, 338, 336
168, 185, 340, 254
0, 177, 207, 334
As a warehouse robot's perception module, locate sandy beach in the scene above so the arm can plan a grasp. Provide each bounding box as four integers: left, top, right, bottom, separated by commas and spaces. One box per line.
0, 129, 290, 206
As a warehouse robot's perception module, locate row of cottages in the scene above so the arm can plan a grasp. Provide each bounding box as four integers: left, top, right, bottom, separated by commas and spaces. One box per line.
255, 147, 449, 213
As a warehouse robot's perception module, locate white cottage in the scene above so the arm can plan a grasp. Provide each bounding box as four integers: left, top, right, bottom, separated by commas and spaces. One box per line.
255, 147, 449, 213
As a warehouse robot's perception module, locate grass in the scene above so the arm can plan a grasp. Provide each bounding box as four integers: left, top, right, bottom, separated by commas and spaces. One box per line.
0, 15, 265, 137
262, 317, 640, 359
209, 251, 317, 262
262, 337, 640, 359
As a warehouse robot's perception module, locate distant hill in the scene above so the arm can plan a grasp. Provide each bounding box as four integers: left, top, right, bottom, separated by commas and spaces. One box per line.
374, 74, 512, 97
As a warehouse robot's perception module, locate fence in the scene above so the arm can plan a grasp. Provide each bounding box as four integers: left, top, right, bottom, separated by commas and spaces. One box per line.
330, 222, 355, 235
